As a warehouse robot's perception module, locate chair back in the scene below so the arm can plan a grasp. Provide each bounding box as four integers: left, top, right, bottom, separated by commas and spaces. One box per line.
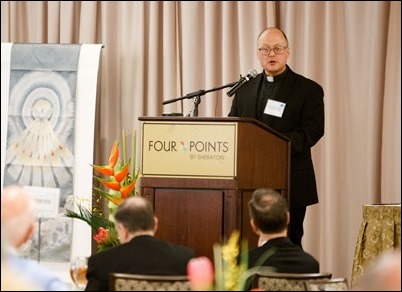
109, 273, 192, 291
252, 268, 332, 291
304, 278, 348, 291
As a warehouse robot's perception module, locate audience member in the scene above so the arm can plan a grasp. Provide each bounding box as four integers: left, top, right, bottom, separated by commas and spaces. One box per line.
353, 249, 401, 291
1, 228, 38, 291
247, 188, 319, 272
1, 185, 68, 291
85, 196, 196, 291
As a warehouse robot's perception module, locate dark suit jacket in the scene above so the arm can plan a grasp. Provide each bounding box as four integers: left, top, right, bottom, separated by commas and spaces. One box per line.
248, 237, 319, 273
229, 66, 324, 208
85, 235, 196, 291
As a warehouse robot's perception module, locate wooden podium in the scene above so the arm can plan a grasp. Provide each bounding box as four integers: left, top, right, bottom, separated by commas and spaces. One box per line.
138, 117, 290, 260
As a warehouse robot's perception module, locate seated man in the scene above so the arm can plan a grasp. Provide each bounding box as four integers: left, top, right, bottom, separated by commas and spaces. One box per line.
85, 196, 196, 291
1, 185, 68, 291
248, 188, 319, 273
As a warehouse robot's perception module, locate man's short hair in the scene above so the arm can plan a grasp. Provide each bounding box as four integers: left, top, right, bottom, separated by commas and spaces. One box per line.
248, 188, 288, 233
114, 196, 155, 233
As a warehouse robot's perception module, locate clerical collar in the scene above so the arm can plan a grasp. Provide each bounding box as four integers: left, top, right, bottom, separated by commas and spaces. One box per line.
265, 67, 288, 83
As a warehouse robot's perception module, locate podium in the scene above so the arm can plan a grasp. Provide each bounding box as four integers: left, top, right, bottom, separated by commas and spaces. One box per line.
139, 117, 290, 260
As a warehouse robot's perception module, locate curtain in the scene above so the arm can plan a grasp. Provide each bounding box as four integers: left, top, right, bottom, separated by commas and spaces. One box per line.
1, 0, 400, 283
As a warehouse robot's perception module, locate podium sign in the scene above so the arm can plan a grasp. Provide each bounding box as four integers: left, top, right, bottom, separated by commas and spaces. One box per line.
141, 121, 237, 178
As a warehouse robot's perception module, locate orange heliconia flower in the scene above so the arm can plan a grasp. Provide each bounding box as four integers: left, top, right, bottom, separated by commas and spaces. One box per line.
108, 140, 119, 168
92, 165, 114, 176
94, 187, 126, 206
66, 130, 139, 254
96, 177, 121, 191
108, 196, 125, 205
91, 133, 138, 204
120, 180, 136, 198
114, 159, 130, 183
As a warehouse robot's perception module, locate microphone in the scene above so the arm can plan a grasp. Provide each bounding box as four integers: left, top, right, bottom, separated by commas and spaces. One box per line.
227, 69, 258, 97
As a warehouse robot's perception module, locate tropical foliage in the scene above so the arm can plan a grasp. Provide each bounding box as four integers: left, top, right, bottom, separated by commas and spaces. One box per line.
66, 130, 139, 251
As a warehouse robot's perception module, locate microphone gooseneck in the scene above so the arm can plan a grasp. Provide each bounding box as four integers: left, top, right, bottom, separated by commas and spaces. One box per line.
227, 69, 258, 97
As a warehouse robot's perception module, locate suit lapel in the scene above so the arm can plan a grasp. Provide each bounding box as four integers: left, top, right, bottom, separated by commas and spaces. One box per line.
275, 69, 295, 103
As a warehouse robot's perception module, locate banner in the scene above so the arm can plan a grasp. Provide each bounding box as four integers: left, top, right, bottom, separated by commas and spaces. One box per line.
1, 43, 102, 262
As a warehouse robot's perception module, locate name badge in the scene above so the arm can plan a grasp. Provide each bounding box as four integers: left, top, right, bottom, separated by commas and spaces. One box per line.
264, 99, 286, 117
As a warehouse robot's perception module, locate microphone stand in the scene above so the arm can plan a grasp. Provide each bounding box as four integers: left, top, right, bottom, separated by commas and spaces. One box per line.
163, 81, 238, 117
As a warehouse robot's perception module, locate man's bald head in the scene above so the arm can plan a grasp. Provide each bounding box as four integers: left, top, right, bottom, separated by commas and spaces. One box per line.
1, 185, 35, 248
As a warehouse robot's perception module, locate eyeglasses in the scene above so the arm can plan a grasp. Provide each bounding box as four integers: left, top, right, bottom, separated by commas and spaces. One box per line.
258, 46, 287, 55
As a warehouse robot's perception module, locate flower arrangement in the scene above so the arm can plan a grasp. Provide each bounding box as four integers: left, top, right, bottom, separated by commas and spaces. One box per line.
66, 130, 139, 251
187, 230, 275, 291
187, 230, 248, 291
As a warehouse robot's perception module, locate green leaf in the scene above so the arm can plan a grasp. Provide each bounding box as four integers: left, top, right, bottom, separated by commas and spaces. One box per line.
65, 204, 114, 231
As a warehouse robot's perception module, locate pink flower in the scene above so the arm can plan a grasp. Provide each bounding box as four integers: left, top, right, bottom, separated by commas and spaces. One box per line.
93, 227, 110, 244
187, 256, 214, 290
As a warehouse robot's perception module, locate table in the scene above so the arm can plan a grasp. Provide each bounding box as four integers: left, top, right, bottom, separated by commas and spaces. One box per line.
351, 204, 401, 288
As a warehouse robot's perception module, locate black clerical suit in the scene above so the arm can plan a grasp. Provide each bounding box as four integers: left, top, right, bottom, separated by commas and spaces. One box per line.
229, 65, 325, 246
